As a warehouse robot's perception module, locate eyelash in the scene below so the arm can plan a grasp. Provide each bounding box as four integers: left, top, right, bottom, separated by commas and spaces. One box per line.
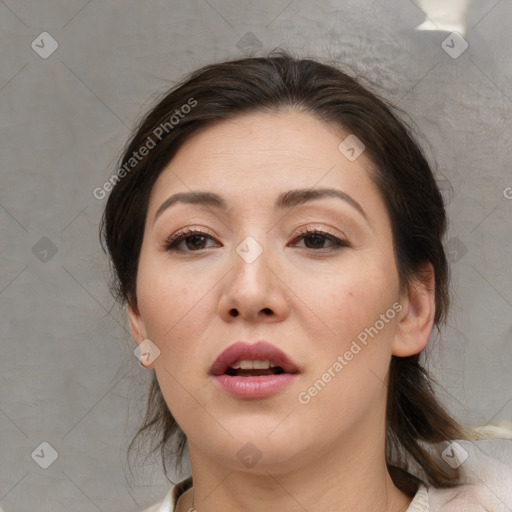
163, 228, 349, 252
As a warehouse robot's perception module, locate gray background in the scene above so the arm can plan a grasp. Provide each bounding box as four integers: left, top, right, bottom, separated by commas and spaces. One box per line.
1, 0, 511, 510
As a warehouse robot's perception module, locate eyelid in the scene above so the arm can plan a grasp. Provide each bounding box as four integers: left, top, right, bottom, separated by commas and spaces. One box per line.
289, 223, 349, 242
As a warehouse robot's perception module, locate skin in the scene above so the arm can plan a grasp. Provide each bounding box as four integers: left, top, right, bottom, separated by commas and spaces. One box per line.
129, 110, 435, 512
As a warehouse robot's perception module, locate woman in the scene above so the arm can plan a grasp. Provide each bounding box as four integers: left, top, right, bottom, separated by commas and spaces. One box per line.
101, 53, 512, 511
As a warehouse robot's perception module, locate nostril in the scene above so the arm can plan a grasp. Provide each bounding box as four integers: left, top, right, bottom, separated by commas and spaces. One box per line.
229, 308, 239, 317
261, 308, 273, 316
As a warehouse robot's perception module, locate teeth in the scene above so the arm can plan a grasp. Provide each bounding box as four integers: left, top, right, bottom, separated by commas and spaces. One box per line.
230, 360, 272, 370
253, 360, 271, 369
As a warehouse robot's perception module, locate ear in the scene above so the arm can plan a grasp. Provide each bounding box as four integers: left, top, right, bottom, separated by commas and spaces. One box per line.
128, 301, 155, 370
392, 262, 436, 357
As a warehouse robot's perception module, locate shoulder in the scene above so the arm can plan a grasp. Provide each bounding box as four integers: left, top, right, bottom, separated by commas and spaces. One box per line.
425, 439, 512, 511
142, 488, 175, 512
142, 476, 192, 512
142, 490, 174, 512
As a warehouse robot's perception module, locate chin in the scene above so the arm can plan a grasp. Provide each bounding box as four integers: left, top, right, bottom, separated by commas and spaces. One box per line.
195, 419, 311, 471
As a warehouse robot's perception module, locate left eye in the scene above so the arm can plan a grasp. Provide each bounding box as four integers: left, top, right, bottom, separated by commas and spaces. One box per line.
291, 230, 347, 250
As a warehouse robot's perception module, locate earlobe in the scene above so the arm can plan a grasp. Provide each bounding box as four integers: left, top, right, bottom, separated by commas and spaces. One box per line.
392, 263, 436, 357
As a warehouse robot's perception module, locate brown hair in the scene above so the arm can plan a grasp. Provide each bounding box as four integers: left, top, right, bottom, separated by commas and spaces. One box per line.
101, 51, 467, 489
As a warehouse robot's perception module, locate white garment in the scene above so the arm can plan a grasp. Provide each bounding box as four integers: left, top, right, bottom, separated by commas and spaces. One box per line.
144, 439, 512, 511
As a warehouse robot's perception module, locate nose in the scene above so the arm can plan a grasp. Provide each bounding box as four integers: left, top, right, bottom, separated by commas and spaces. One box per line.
217, 237, 290, 323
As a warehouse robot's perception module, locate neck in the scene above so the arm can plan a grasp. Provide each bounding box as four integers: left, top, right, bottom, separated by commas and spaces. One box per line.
182, 430, 413, 512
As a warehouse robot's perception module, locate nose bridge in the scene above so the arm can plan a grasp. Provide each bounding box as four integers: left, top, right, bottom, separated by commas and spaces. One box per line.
230, 206, 272, 275
218, 232, 289, 321
231, 234, 271, 291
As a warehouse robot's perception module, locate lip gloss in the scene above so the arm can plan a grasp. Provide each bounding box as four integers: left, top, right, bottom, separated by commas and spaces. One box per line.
213, 373, 297, 399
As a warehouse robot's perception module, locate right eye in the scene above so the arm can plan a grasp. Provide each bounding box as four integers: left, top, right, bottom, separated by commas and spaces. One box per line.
163, 229, 221, 252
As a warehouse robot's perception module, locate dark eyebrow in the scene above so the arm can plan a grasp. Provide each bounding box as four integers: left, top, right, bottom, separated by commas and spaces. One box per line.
154, 192, 228, 223
275, 188, 368, 220
154, 187, 368, 223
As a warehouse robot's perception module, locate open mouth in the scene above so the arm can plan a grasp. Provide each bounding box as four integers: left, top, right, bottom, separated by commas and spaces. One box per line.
225, 366, 287, 377
211, 343, 299, 399
223, 358, 290, 377
211, 343, 300, 375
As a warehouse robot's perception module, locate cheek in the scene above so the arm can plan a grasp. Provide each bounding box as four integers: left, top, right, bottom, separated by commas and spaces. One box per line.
136, 256, 215, 352
136, 267, 216, 407
290, 253, 399, 344
294, 268, 399, 431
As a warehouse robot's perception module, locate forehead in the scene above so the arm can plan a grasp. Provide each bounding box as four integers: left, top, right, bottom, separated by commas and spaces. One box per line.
147, 110, 381, 214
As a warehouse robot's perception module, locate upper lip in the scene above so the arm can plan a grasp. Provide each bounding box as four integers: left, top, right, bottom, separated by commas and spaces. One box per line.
209, 341, 300, 376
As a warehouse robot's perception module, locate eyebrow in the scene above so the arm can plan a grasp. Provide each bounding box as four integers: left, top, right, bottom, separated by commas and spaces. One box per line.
154, 187, 368, 223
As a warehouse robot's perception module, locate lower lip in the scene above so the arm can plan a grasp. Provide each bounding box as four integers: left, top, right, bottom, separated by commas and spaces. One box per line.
213, 373, 297, 399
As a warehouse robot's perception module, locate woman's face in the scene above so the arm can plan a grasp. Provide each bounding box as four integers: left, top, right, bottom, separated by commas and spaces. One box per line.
130, 111, 423, 472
